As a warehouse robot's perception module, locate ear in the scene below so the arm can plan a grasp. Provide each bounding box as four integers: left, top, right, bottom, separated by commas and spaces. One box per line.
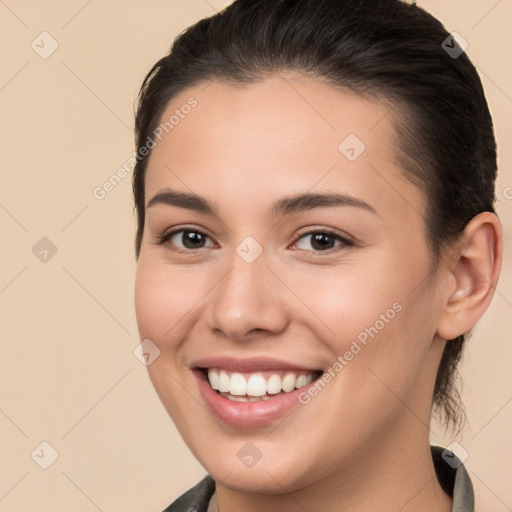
436, 212, 503, 340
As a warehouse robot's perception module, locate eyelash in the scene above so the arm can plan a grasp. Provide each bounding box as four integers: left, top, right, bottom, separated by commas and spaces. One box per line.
154, 226, 354, 254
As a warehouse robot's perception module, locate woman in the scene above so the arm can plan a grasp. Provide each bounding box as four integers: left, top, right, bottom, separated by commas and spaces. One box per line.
132, 0, 502, 510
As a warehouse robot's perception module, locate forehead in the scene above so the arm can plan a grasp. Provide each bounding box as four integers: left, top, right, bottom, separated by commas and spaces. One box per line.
144, 73, 425, 222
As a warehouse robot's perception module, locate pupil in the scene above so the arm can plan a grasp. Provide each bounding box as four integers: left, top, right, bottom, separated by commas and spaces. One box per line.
312, 233, 334, 250
183, 230, 205, 249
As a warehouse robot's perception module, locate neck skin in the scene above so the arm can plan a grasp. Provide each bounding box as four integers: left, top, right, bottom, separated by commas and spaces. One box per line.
210, 341, 453, 512
211, 426, 452, 512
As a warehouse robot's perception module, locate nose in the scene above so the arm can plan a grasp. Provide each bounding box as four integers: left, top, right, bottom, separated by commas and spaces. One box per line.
204, 250, 290, 342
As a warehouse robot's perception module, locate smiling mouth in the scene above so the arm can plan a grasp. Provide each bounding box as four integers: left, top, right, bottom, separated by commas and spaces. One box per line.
199, 368, 323, 402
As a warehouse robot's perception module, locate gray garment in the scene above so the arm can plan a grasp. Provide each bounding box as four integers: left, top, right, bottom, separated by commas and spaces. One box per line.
163, 445, 474, 512
432, 445, 474, 512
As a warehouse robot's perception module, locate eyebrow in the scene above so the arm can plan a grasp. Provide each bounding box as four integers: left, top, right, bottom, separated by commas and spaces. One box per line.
146, 188, 378, 217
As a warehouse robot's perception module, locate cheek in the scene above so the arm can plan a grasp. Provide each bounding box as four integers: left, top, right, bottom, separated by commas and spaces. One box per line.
134, 261, 199, 426
295, 251, 434, 385
288, 259, 405, 343
134, 259, 206, 346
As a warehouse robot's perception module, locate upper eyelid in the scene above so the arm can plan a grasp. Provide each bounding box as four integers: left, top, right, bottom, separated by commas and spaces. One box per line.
293, 227, 352, 241
163, 225, 215, 241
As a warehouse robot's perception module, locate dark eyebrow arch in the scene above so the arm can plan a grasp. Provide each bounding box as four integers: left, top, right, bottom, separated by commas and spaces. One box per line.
146, 189, 378, 217
271, 192, 378, 217
147, 189, 217, 215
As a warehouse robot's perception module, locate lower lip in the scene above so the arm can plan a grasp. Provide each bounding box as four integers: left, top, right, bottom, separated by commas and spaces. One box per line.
194, 370, 319, 428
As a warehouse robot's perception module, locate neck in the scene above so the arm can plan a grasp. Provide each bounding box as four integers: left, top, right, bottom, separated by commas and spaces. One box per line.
212, 424, 452, 512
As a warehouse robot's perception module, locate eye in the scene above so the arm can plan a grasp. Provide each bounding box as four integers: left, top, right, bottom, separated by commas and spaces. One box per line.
155, 227, 352, 253
157, 228, 215, 251
291, 230, 353, 252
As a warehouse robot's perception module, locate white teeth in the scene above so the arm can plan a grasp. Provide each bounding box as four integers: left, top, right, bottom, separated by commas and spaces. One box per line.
281, 373, 296, 392
295, 374, 308, 389
220, 393, 272, 402
246, 374, 267, 397
266, 374, 282, 394
228, 394, 249, 402
206, 368, 318, 398
208, 369, 220, 390
218, 370, 230, 392
295, 374, 313, 388
230, 373, 247, 396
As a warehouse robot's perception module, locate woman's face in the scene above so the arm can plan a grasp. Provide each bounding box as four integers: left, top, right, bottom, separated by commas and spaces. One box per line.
135, 74, 449, 492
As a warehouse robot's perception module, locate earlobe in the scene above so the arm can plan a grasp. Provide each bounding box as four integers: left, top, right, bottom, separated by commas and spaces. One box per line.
436, 212, 503, 340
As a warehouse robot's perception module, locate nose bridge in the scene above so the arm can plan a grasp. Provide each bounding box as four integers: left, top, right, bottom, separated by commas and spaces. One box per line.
205, 246, 288, 340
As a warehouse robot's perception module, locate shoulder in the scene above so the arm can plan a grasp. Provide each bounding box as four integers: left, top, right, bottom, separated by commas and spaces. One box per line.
161, 476, 216, 512
162, 475, 216, 512
431, 445, 475, 512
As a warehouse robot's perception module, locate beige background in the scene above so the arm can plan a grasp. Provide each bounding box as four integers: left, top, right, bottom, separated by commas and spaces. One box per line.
1, 0, 511, 510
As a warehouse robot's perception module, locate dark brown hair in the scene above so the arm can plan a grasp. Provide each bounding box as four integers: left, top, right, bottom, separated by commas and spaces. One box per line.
132, 0, 497, 433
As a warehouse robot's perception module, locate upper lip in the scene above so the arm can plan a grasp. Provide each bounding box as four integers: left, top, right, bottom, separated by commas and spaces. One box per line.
192, 356, 322, 373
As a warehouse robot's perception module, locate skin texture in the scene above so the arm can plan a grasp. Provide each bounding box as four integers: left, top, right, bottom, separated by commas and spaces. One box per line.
134, 73, 502, 512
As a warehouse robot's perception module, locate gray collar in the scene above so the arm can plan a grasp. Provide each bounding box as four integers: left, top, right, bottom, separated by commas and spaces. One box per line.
431, 445, 474, 511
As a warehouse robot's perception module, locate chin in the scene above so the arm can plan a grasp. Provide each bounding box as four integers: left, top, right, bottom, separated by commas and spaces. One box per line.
207, 463, 307, 494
